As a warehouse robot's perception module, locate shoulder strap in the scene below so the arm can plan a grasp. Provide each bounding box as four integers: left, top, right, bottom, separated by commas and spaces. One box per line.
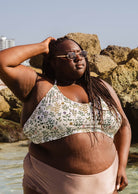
54, 80, 57, 85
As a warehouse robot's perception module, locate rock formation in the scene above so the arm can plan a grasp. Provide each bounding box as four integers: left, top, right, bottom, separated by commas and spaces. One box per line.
0, 88, 22, 122
0, 88, 23, 142
0, 32, 137, 143
0, 118, 26, 142
127, 48, 138, 61
90, 55, 117, 74
100, 45, 131, 64
66, 33, 101, 56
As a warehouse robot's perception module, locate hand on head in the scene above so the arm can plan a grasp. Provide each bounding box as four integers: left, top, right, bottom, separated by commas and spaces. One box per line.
42, 37, 56, 55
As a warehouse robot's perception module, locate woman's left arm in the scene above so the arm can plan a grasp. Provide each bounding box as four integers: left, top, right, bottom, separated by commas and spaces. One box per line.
114, 113, 131, 191
103, 80, 131, 192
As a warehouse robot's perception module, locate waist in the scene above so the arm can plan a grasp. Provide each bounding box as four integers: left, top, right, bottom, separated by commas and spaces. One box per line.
28, 132, 117, 174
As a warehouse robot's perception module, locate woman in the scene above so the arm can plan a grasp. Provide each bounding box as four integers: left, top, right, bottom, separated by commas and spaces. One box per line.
0, 37, 131, 194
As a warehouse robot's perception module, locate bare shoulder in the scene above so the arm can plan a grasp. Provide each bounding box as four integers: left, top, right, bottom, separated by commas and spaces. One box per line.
29, 74, 54, 102
101, 79, 130, 124
101, 79, 121, 106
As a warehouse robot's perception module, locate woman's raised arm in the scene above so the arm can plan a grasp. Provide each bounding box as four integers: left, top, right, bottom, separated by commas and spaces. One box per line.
0, 37, 55, 101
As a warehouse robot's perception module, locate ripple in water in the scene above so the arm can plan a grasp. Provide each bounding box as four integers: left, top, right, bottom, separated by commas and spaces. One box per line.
0, 141, 28, 194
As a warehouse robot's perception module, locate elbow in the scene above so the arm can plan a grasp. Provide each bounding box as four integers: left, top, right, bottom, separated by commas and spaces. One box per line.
0, 62, 6, 74
120, 117, 132, 138
0, 50, 9, 69
0, 57, 5, 71
123, 117, 131, 131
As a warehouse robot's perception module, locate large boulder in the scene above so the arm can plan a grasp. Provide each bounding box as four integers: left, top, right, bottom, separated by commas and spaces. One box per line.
100, 45, 131, 64
127, 47, 138, 61
0, 95, 10, 117
66, 33, 101, 57
119, 82, 138, 107
100, 58, 138, 143
0, 88, 22, 122
90, 55, 117, 75
101, 58, 138, 95
0, 118, 26, 142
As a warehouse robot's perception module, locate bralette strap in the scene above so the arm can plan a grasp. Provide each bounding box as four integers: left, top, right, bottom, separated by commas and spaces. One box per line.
54, 80, 57, 85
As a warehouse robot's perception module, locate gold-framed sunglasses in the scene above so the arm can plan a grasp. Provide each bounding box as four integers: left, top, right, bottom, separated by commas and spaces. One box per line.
56, 50, 87, 60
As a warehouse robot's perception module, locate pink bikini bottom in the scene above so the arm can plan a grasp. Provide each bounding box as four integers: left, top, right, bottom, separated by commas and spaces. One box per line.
23, 152, 118, 194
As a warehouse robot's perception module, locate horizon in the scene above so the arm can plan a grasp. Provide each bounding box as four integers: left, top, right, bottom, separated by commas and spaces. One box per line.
1, 32, 137, 50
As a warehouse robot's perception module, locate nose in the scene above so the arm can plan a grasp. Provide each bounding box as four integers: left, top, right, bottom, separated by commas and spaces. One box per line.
75, 53, 82, 61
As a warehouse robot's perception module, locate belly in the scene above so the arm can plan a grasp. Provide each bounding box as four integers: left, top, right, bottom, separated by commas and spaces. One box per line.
29, 132, 117, 174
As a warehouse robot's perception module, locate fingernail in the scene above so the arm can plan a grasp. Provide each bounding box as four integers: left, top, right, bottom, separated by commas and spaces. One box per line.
117, 185, 120, 190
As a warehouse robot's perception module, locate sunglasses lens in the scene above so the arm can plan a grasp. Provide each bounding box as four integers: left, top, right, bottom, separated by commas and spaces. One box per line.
67, 50, 87, 60
67, 52, 76, 60
80, 50, 87, 57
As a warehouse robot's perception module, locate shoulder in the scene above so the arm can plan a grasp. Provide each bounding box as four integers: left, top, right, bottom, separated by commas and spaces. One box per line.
90, 77, 119, 102
33, 74, 54, 99
100, 79, 119, 101
101, 79, 129, 123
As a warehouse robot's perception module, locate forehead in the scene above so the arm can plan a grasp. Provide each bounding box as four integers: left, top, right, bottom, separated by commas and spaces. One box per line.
56, 40, 81, 53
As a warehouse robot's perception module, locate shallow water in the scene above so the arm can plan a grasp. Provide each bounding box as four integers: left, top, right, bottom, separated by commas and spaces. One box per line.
0, 141, 138, 194
0, 141, 28, 194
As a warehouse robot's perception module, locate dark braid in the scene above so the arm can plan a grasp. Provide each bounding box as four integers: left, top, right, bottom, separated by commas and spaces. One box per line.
42, 37, 120, 124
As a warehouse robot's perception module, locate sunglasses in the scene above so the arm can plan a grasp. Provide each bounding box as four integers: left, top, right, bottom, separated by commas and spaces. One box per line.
56, 50, 87, 60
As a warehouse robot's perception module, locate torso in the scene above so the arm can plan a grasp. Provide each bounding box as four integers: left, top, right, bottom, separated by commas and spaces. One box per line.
21, 75, 117, 175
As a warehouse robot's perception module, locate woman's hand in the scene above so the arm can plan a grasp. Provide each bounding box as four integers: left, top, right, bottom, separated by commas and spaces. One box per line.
41, 37, 56, 54
116, 166, 128, 191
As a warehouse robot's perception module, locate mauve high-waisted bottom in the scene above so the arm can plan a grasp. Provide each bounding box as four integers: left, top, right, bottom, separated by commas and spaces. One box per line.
22, 152, 118, 194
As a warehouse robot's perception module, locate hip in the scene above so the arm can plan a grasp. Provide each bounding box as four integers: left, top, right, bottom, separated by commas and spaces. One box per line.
23, 152, 119, 194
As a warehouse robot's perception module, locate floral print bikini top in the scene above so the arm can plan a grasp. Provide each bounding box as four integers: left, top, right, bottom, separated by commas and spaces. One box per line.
23, 83, 122, 144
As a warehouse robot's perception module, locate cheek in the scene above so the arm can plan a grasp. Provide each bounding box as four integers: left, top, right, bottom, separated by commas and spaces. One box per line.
84, 60, 87, 70
62, 61, 75, 70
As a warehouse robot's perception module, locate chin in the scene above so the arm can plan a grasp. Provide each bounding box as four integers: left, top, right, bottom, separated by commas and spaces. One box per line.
72, 72, 85, 81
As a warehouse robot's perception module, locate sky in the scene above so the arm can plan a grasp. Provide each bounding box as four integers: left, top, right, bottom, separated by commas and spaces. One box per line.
0, 0, 138, 49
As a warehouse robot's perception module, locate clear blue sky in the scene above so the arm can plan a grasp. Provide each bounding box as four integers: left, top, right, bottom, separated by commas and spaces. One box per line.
0, 0, 138, 49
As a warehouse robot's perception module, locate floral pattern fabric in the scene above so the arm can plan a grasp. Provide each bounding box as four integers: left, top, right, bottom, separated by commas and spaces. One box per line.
23, 84, 122, 144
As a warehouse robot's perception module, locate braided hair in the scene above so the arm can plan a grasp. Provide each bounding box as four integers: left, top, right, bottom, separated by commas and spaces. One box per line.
42, 37, 120, 124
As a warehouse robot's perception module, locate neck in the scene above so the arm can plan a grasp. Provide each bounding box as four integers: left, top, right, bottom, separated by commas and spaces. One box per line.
55, 79, 76, 86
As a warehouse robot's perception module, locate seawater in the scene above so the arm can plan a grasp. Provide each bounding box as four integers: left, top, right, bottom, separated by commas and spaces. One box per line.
0, 141, 138, 194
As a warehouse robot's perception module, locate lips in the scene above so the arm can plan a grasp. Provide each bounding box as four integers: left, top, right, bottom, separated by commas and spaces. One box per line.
76, 63, 84, 69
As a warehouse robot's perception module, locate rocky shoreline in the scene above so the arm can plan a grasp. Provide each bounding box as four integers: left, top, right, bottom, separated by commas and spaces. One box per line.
0, 32, 137, 143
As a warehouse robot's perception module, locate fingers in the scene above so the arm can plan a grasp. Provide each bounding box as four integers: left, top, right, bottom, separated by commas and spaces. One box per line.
41, 37, 56, 54
116, 175, 128, 191
47, 37, 56, 43
119, 178, 128, 191
46, 37, 56, 46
